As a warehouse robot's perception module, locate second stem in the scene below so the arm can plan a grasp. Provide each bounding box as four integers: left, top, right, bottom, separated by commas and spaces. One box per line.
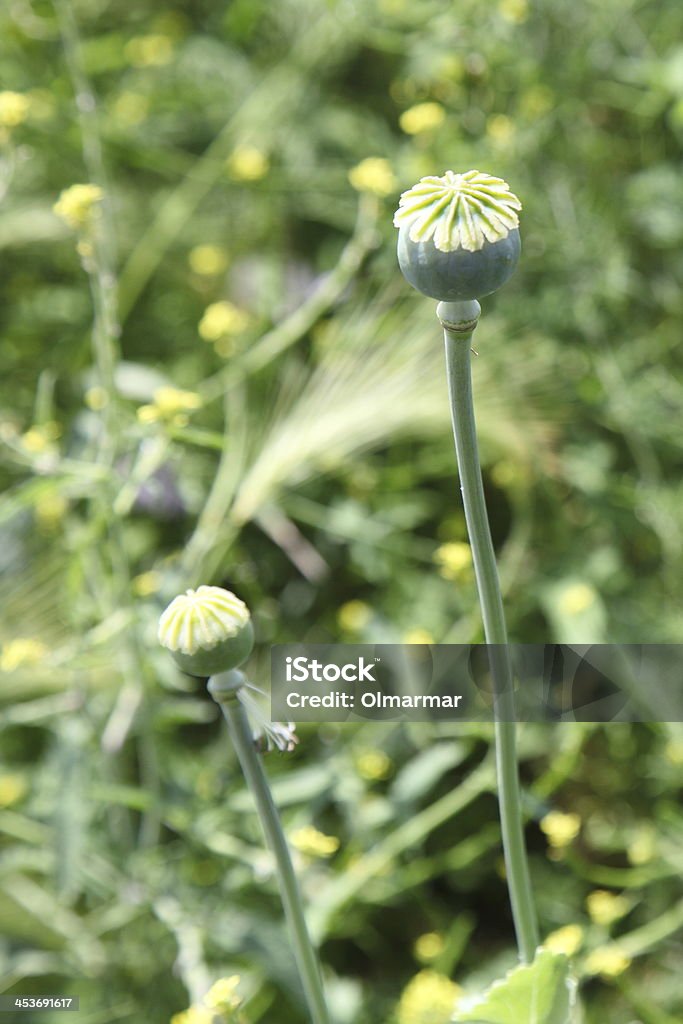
210, 683, 330, 1024
443, 314, 539, 963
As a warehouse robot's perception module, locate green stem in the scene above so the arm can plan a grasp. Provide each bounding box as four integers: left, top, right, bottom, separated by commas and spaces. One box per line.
211, 683, 330, 1024
442, 307, 539, 963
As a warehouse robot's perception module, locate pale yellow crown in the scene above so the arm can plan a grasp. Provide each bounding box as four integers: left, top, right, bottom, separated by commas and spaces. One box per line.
158, 586, 250, 656
393, 169, 521, 253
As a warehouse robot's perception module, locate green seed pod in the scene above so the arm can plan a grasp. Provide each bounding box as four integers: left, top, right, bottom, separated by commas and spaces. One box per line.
394, 169, 522, 301
158, 585, 254, 677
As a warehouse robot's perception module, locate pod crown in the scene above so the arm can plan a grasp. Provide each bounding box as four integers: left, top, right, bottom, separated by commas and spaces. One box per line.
393, 169, 521, 254
158, 586, 250, 656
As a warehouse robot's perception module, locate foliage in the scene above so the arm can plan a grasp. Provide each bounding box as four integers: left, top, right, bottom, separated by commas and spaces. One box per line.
1, 1, 683, 1022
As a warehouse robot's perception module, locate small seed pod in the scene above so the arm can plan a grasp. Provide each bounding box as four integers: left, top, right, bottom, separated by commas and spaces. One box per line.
158, 585, 254, 677
394, 169, 522, 301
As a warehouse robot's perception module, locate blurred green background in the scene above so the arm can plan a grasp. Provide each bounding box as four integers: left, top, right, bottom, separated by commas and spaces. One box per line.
1, 0, 682, 1021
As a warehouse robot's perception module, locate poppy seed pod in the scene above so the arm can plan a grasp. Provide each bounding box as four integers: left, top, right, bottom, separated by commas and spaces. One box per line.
158, 585, 254, 677
394, 169, 521, 301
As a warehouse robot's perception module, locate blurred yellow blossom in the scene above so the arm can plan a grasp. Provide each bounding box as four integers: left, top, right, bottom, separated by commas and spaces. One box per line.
337, 600, 371, 633
414, 932, 445, 963
227, 145, 269, 181
154, 387, 202, 415
137, 405, 160, 425
396, 969, 461, 1024
35, 492, 68, 531
138, 388, 201, 427
584, 946, 631, 978
290, 825, 340, 858
205, 975, 241, 1011
520, 85, 555, 118
0, 773, 28, 807
112, 91, 149, 126
347, 157, 397, 197
199, 301, 250, 341
486, 113, 515, 147
664, 738, 683, 765
557, 582, 596, 617
53, 184, 103, 230
355, 749, 392, 781
434, 541, 472, 581
0, 91, 31, 128
188, 244, 229, 276
21, 425, 59, 454
403, 628, 434, 645
170, 1007, 213, 1024
0, 638, 48, 672
627, 827, 656, 865
586, 890, 629, 927
499, 0, 528, 23
85, 386, 109, 411
133, 571, 162, 597
540, 810, 581, 848
545, 924, 584, 956
125, 34, 174, 68
399, 102, 445, 135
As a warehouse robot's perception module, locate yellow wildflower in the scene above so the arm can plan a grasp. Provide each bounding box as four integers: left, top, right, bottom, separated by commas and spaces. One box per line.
0, 638, 48, 672
399, 102, 445, 135
137, 404, 160, 425
53, 184, 103, 230
664, 738, 683, 766
0, 773, 28, 808
170, 1007, 213, 1024
520, 85, 554, 118
434, 541, 472, 581
627, 827, 656, 865
188, 244, 229, 276
226, 145, 269, 181
337, 600, 371, 633
198, 301, 250, 341
403, 628, 434, 645
499, 0, 528, 23
545, 924, 584, 957
413, 932, 445, 963
540, 810, 581, 848
0, 91, 31, 128
153, 387, 202, 415
396, 969, 461, 1024
85, 386, 109, 411
290, 825, 340, 858
486, 113, 515, 147
355, 749, 392, 781
586, 890, 629, 927
112, 91, 149, 126
557, 582, 596, 617
205, 975, 240, 1011
35, 492, 68, 530
20, 427, 54, 454
124, 34, 174, 68
133, 571, 162, 598
347, 157, 397, 197
584, 946, 631, 978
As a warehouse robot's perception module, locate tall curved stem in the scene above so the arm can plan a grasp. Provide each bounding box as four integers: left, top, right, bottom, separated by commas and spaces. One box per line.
442, 313, 539, 963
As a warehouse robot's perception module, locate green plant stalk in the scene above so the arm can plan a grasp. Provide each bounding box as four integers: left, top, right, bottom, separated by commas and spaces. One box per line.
443, 319, 539, 963
211, 688, 330, 1024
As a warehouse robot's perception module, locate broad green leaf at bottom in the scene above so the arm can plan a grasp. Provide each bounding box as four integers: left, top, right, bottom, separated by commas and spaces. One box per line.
452, 948, 576, 1024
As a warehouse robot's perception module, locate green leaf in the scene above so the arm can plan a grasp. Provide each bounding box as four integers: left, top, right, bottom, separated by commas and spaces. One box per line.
453, 949, 576, 1024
